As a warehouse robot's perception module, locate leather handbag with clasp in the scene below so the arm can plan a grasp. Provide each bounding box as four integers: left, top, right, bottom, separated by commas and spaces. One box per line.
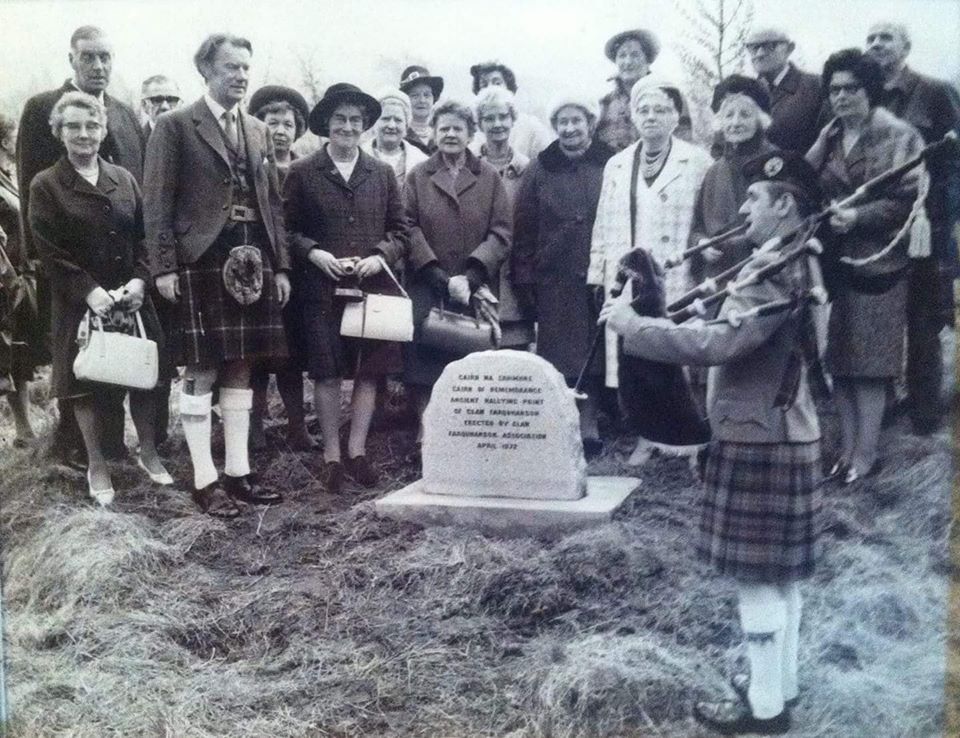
339, 256, 414, 342
73, 310, 159, 390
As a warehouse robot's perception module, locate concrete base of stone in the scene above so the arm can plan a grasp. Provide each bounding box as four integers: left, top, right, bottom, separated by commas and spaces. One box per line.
374, 476, 640, 538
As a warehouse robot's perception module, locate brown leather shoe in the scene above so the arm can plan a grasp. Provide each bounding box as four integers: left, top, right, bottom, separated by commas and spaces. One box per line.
191, 482, 242, 519
345, 455, 379, 488
223, 474, 283, 505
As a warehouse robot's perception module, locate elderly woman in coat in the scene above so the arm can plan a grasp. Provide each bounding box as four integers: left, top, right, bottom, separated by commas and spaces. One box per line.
807, 49, 925, 483
283, 84, 409, 493
512, 93, 615, 458
474, 86, 533, 349
29, 91, 171, 504
403, 99, 512, 443
589, 75, 712, 464
248, 85, 314, 451
361, 87, 428, 194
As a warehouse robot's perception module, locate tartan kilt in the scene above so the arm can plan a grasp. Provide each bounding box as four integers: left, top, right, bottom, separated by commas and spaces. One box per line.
698, 440, 822, 584
177, 226, 288, 367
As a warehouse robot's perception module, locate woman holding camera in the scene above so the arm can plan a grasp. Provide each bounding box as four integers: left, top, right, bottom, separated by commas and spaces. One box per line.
283, 84, 409, 493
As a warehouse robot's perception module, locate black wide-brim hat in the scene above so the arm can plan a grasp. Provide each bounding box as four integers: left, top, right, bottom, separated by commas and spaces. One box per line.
399, 65, 444, 99
604, 28, 660, 64
247, 85, 311, 123
308, 83, 382, 137
711, 74, 771, 114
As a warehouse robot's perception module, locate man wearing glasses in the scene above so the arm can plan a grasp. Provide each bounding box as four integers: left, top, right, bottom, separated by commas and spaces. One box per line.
744, 27, 824, 154
140, 75, 182, 140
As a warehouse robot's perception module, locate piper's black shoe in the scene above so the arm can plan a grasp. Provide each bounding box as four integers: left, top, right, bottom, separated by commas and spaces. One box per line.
693, 699, 790, 735
223, 474, 283, 505
191, 481, 242, 519
730, 673, 799, 710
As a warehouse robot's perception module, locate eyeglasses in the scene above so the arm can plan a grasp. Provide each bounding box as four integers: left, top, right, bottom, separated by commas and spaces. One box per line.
828, 83, 863, 96
62, 122, 103, 133
145, 95, 180, 105
745, 40, 787, 53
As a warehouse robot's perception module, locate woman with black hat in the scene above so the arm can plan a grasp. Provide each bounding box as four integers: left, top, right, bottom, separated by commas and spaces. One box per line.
691, 75, 779, 300
283, 83, 410, 493
399, 65, 444, 154
247, 85, 314, 451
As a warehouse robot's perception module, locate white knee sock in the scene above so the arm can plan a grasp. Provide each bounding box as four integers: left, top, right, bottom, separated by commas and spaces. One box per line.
220, 387, 253, 478
738, 583, 787, 719
781, 582, 802, 702
180, 391, 218, 490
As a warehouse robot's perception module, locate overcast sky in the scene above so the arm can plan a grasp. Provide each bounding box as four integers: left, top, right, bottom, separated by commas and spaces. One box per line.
1, 0, 958, 121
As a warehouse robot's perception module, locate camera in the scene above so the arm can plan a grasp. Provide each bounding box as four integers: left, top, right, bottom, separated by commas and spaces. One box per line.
334, 257, 364, 301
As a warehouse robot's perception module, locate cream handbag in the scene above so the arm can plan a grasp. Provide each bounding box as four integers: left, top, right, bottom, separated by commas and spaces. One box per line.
340, 257, 414, 342
73, 310, 159, 390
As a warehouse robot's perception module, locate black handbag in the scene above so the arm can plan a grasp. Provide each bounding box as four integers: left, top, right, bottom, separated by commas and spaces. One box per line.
418, 302, 497, 356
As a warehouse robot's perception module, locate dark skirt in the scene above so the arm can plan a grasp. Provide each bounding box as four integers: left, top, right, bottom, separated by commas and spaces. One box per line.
698, 440, 822, 584
177, 226, 288, 367
826, 279, 908, 378
300, 268, 402, 380
537, 287, 601, 380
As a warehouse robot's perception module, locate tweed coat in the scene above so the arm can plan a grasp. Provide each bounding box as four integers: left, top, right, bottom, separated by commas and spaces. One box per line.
17, 80, 144, 258
588, 136, 713, 386
764, 64, 826, 155
807, 108, 925, 377
142, 98, 290, 277
282, 146, 409, 377
403, 149, 512, 386
28, 157, 163, 398
512, 139, 614, 377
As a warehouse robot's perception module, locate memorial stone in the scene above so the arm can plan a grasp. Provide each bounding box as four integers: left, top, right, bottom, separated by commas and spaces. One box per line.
422, 350, 585, 500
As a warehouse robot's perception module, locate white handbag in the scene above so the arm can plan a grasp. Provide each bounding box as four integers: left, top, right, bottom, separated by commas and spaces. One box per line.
73, 310, 159, 390
340, 257, 414, 342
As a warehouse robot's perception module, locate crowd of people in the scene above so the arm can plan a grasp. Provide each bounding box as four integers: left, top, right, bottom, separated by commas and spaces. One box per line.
1, 20, 958, 735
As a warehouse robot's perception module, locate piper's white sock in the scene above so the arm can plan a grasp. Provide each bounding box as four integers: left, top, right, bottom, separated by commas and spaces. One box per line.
220, 387, 253, 478
180, 391, 218, 490
781, 582, 802, 702
738, 583, 787, 720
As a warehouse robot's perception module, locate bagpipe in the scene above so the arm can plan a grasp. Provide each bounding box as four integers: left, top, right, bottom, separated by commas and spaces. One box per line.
571, 131, 956, 445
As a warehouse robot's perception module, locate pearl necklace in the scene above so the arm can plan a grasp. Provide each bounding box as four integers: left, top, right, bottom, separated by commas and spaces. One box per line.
641, 140, 671, 180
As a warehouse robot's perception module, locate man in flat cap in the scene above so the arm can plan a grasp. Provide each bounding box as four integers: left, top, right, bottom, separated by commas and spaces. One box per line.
602, 150, 827, 735
866, 21, 960, 434
17, 24, 144, 466
745, 27, 824, 154
144, 33, 291, 517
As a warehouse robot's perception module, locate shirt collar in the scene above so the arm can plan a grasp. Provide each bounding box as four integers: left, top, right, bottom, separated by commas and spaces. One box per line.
771, 63, 791, 88
884, 64, 911, 92
70, 79, 105, 102
204, 93, 238, 123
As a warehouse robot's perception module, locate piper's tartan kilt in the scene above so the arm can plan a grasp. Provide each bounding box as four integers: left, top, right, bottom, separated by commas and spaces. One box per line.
698, 440, 822, 584
176, 224, 288, 367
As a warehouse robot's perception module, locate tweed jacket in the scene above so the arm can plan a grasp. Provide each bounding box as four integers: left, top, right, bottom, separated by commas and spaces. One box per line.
764, 64, 825, 155
142, 98, 289, 277
404, 149, 512, 282
282, 146, 409, 301
589, 136, 712, 386
620, 237, 823, 444
807, 107, 925, 279
17, 80, 144, 258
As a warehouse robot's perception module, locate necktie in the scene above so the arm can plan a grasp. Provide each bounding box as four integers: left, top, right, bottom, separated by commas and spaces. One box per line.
223, 110, 238, 149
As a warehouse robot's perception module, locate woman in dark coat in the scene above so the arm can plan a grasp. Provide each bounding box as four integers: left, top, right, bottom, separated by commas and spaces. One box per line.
806, 49, 925, 483
512, 93, 613, 457
29, 91, 170, 504
403, 99, 512, 437
248, 85, 314, 450
283, 84, 409, 492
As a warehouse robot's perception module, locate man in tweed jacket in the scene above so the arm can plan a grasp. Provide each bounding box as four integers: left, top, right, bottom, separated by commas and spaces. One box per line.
602, 151, 825, 736
144, 33, 290, 517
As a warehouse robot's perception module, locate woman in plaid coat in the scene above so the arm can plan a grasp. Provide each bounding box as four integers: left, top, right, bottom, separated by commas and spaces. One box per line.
602, 151, 826, 735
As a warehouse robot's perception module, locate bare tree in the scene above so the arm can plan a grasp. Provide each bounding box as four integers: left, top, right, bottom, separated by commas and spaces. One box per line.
293, 47, 325, 105
673, 0, 755, 143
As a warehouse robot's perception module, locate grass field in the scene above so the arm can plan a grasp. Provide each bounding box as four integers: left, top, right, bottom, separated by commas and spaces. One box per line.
0, 348, 956, 737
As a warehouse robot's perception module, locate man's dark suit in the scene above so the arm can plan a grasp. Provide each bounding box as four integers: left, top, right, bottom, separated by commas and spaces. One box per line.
143, 98, 288, 279
16, 79, 144, 460
764, 64, 825, 155
878, 66, 960, 433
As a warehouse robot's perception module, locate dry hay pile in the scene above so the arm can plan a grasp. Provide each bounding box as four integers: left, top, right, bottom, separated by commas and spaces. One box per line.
0, 387, 955, 736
